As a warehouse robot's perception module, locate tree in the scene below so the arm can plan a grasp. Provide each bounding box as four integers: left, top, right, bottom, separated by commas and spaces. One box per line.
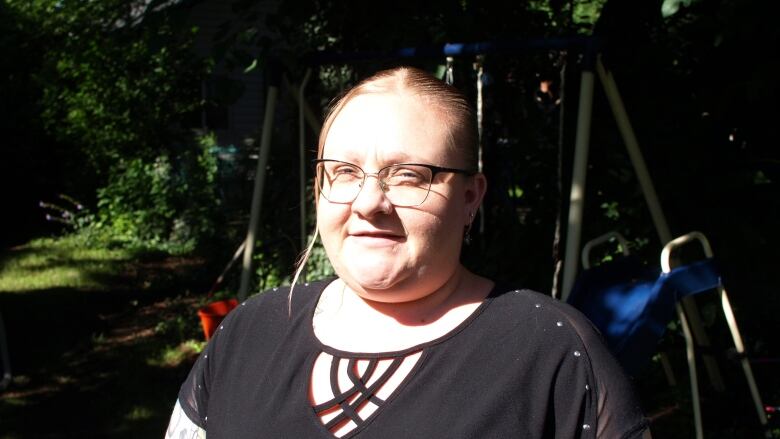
2, 0, 220, 250
7, 0, 209, 169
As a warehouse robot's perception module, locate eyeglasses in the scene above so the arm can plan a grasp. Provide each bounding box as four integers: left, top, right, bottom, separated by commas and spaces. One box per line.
314, 159, 475, 207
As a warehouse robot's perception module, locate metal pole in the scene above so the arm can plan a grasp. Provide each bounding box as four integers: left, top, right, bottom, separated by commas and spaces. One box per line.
677, 302, 704, 439
560, 67, 595, 301
283, 75, 322, 134
595, 57, 671, 244
238, 84, 279, 301
721, 286, 769, 427
603, 62, 724, 390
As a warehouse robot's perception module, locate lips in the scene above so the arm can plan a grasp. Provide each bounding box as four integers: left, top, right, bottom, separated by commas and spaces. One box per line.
350, 231, 405, 239
348, 230, 406, 245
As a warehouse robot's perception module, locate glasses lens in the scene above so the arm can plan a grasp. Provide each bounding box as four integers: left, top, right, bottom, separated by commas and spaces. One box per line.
316, 161, 434, 206
317, 161, 363, 203
382, 164, 433, 207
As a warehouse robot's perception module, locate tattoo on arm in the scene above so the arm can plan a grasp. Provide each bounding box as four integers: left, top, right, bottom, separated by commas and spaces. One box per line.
165, 400, 206, 439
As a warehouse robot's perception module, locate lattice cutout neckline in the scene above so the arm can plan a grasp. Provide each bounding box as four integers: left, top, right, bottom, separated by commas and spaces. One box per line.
310, 351, 422, 438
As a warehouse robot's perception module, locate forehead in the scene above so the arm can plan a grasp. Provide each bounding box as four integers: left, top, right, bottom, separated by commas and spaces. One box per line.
323, 93, 453, 164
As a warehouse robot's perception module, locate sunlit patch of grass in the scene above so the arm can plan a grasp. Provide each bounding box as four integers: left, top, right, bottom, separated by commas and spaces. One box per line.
0, 235, 136, 292
146, 339, 205, 368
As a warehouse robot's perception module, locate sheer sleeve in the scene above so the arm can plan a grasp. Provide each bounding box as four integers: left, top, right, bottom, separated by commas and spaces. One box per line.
177, 342, 212, 429
177, 302, 239, 429
565, 307, 650, 439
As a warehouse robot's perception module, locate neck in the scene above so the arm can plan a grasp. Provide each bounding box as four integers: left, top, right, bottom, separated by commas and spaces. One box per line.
337, 266, 490, 327
357, 269, 466, 326
314, 268, 494, 353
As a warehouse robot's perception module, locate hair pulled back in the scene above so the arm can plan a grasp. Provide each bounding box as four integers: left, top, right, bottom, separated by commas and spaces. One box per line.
289, 67, 478, 311
317, 66, 478, 170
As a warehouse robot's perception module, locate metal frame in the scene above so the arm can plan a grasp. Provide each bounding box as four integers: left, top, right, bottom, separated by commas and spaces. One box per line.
662, 231, 768, 439
581, 230, 630, 270
561, 54, 672, 299
238, 82, 279, 301
557, 53, 722, 400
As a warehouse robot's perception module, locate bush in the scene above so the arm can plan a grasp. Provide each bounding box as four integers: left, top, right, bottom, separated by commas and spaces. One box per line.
94, 134, 221, 253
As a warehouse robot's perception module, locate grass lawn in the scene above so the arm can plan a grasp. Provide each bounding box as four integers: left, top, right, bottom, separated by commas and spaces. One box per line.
0, 235, 215, 438
0, 235, 139, 292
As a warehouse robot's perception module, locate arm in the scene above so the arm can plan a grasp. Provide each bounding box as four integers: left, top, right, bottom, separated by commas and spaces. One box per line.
165, 399, 206, 439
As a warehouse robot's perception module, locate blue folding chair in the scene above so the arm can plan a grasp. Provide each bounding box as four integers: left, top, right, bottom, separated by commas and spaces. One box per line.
567, 231, 767, 439
568, 244, 668, 377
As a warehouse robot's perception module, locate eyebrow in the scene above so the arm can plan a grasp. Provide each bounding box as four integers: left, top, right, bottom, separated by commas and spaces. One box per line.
324, 150, 416, 165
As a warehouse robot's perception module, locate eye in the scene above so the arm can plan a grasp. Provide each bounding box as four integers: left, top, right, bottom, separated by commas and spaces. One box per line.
329, 164, 361, 179
386, 166, 428, 185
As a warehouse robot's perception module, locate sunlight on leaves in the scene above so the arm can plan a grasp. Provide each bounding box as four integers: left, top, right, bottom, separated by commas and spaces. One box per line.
124, 405, 154, 421
662, 0, 700, 18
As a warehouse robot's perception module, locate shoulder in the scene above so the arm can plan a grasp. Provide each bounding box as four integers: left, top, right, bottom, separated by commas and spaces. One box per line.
191, 279, 331, 378
241, 279, 328, 309
491, 287, 592, 320
494, 288, 651, 437
483, 287, 649, 436
485, 287, 625, 370
205, 279, 330, 349
228, 280, 329, 322
176, 280, 332, 430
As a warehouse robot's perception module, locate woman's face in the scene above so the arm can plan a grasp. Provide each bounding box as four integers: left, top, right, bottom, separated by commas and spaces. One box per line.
317, 92, 484, 303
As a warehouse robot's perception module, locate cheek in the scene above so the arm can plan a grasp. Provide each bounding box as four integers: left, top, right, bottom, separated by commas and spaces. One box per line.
404, 208, 461, 254
317, 203, 348, 246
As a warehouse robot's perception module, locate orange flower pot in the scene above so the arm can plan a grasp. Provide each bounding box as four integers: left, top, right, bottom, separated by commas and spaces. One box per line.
197, 299, 238, 340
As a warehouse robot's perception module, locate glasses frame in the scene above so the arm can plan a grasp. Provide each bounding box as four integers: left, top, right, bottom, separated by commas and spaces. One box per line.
313, 158, 476, 207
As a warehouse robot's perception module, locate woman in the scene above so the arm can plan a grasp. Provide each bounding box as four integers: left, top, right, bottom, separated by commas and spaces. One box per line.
167, 67, 650, 438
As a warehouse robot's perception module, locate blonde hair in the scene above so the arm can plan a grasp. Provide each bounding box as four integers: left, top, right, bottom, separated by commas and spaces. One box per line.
288, 66, 478, 311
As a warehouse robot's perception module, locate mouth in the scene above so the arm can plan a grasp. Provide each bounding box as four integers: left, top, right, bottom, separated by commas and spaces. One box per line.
348, 231, 406, 245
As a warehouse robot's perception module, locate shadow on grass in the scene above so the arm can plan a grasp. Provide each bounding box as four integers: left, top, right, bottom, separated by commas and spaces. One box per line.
0, 287, 138, 373
0, 254, 215, 438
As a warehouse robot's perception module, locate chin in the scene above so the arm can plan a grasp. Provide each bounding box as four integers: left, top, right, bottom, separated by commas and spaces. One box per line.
347, 269, 402, 291
338, 250, 407, 285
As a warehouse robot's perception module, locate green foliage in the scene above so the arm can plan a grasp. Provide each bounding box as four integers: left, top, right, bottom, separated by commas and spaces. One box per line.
94, 134, 221, 253
7, 0, 208, 169
250, 237, 334, 294
305, 240, 336, 282
146, 339, 206, 368
154, 312, 204, 347
572, 0, 608, 30
2, 0, 220, 251
253, 237, 293, 291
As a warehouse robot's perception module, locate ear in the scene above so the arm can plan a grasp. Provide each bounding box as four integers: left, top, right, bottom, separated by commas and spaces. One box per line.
463, 173, 487, 223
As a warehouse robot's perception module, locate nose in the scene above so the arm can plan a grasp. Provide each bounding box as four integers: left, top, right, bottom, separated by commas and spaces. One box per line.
351, 174, 393, 217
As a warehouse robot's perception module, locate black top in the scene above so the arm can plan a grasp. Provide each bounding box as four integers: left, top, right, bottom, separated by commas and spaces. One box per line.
179, 280, 649, 438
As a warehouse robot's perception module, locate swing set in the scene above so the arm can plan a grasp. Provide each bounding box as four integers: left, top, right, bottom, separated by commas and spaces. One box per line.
223, 36, 771, 436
